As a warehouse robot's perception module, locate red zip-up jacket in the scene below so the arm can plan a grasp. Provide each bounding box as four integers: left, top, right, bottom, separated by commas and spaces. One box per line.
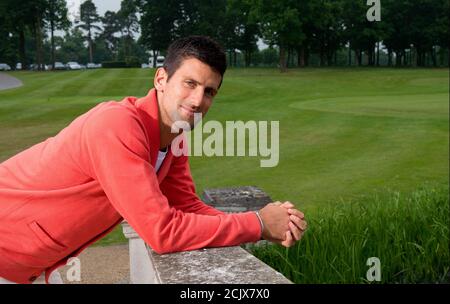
0, 88, 261, 284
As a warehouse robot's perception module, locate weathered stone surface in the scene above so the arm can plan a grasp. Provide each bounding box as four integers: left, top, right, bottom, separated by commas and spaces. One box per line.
122, 186, 292, 284
201, 186, 272, 212
147, 246, 292, 284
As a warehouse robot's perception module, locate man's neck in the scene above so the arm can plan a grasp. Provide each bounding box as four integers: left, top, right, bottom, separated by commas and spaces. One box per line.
159, 121, 180, 150
156, 91, 180, 150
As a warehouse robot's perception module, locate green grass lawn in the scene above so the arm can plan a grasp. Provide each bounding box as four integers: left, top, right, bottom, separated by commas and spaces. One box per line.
1, 68, 447, 203
1, 68, 448, 268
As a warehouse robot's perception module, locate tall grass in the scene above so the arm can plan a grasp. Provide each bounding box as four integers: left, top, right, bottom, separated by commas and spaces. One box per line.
250, 186, 449, 283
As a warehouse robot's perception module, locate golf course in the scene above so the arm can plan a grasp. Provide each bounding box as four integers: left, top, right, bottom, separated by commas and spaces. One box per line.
0, 68, 448, 283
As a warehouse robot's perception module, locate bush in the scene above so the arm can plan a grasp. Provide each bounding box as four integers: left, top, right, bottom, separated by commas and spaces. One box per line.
101, 61, 128, 68
125, 56, 140, 68
101, 59, 141, 68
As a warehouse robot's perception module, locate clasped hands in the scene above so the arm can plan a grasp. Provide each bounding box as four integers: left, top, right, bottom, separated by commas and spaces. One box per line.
258, 201, 307, 247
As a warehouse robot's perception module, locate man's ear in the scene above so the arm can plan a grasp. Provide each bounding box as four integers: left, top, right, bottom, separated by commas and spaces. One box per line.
154, 67, 167, 92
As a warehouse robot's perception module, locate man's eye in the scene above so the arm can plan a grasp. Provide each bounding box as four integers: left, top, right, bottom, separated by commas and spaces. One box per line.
206, 88, 217, 98
185, 81, 195, 88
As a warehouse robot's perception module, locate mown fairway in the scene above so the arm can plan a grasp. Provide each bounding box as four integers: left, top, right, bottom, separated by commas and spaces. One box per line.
1, 68, 448, 207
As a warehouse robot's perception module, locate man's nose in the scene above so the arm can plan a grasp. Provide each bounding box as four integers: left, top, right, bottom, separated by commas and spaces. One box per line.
190, 87, 204, 107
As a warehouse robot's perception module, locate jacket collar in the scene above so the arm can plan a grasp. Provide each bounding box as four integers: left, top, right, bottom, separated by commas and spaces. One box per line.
135, 88, 161, 168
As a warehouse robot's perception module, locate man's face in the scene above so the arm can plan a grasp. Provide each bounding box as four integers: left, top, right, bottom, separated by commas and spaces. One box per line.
155, 57, 222, 130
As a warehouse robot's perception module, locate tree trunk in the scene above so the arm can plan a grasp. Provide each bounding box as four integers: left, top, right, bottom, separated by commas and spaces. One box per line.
286, 48, 290, 68
348, 45, 352, 66
35, 17, 44, 71
88, 27, 93, 63
319, 46, 325, 67
297, 46, 305, 67
279, 46, 287, 72
431, 47, 437, 67
395, 51, 401, 66
376, 42, 380, 66
416, 49, 422, 66
19, 28, 27, 69
51, 19, 55, 69
356, 50, 362, 66
305, 48, 310, 66
326, 51, 332, 66
153, 50, 157, 68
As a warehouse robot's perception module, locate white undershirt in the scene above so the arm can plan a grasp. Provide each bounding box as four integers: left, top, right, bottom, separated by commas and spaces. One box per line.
155, 149, 168, 172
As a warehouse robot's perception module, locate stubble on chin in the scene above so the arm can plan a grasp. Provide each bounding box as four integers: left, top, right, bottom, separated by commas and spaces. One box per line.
170, 107, 203, 132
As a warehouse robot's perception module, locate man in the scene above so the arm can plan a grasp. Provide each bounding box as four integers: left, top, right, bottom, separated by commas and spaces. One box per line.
0, 36, 307, 284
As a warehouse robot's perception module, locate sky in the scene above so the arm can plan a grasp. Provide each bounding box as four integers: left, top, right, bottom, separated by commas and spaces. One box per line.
67, 0, 122, 21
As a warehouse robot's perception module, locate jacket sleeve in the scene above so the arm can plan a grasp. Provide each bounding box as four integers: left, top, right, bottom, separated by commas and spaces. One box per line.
159, 152, 226, 216
81, 107, 261, 254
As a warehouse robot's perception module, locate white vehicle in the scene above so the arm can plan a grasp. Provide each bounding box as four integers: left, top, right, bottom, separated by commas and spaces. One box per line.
66, 62, 81, 70
141, 63, 149, 68
53, 62, 66, 70
148, 55, 165, 68
155, 56, 165, 68
0, 63, 12, 71
87, 63, 98, 69
15, 63, 22, 70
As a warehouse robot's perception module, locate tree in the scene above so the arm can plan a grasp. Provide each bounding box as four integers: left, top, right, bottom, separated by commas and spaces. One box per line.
118, 0, 139, 59
59, 28, 88, 63
0, 11, 18, 67
1, 0, 37, 69
30, 0, 48, 70
251, 0, 302, 71
407, 0, 448, 66
138, 0, 180, 67
100, 11, 121, 60
45, 0, 71, 69
225, 0, 259, 67
76, 0, 101, 63
342, 0, 384, 66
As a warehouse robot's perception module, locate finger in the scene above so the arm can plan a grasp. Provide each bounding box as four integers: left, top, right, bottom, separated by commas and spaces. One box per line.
290, 215, 307, 231
272, 201, 282, 206
287, 208, 304, 219
281, 230, 294, 248
280, 201, 295, 209
289, 221, 301, 241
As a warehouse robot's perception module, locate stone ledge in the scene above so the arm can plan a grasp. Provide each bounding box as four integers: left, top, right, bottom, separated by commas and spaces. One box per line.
146, 245, 291, 284
202, 186, 272, 212
122, 222, 292, 284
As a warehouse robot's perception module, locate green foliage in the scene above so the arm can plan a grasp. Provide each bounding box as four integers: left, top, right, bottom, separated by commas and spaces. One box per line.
58, 28, 88, 63
101, 61, 128, 68
1, 0, 449, 68
138, 0, 180, 54
76, 0, 101, 63
125, 56, 140, 68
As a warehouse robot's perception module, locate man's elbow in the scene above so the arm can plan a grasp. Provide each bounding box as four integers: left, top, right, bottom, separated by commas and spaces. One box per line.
150, 244, 172, 255
149, 240, 179, 255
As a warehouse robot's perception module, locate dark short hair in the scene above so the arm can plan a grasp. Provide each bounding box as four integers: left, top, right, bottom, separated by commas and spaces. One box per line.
163, 36, 227, 83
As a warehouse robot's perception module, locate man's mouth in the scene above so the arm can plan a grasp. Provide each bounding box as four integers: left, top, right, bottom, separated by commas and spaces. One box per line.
180, 105, 196, 118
